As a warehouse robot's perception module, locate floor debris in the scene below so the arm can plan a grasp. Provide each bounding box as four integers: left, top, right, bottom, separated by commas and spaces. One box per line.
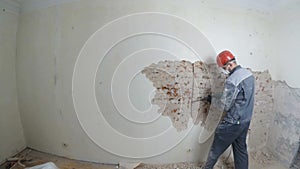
0, 148, 288, 169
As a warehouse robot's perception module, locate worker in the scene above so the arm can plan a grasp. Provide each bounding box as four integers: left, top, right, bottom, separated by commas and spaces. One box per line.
202, 50, 255, 169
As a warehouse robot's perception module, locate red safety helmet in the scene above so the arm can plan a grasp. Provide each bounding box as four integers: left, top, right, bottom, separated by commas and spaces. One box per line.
216, 50, 235, 67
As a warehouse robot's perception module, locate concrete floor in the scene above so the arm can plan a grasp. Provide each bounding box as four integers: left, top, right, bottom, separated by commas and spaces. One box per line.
0, 148, 288, 169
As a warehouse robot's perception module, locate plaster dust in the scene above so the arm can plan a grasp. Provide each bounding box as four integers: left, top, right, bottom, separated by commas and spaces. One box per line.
1, 148, 287, 169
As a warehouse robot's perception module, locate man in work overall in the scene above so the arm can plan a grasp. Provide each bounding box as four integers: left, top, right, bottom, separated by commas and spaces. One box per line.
203, 50, 255, 169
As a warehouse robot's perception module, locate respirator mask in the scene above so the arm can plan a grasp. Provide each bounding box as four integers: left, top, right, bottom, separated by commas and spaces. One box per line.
221, 64, 230, 75
221, 68, 230, 75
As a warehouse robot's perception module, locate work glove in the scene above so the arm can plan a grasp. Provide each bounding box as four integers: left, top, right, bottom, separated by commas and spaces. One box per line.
202, 95, 212, 104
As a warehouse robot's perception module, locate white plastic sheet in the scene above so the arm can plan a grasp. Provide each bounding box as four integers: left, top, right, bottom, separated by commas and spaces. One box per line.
25, 162, 59, 169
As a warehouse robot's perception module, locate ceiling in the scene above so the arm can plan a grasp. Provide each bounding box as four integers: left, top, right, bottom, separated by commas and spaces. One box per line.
203, 0, 298, 13
4, 0, 299, 14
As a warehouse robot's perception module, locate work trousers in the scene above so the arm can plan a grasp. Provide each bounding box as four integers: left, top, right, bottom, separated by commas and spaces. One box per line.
203, 121, 250, 169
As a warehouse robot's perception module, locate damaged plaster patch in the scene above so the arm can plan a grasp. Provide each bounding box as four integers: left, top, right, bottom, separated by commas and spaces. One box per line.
142, 60, 275, 137
248, 70, 274, 150
191, 61, 212, 125
198, 63, 227, 133
142, 60, 225, 132
141, 60, 195, 131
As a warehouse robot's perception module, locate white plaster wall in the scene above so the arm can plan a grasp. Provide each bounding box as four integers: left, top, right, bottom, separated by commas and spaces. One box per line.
16, 0, 276, 164
0, 2, 26, 164
270, 1, 300, 88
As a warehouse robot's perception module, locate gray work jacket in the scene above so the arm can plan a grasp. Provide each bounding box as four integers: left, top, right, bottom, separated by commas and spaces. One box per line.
220, 65, 255, 124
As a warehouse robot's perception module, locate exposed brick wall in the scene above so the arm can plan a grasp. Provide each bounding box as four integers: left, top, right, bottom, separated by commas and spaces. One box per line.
192, 61, 212, 125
